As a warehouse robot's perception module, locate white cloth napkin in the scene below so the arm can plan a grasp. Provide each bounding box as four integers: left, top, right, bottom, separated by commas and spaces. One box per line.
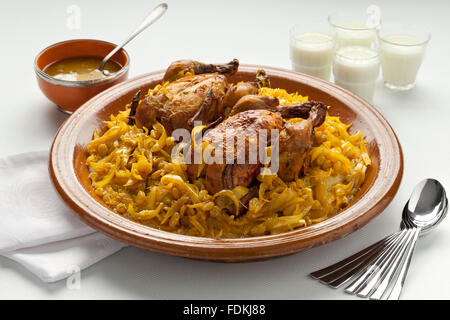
0, 151, 127, 282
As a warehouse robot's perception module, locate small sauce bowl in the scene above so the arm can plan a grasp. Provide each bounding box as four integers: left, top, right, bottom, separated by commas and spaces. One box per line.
34, 39, 130, 113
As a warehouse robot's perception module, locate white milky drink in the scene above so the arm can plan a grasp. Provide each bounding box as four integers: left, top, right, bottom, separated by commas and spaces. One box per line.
333, 46, 380, 103
380, 35, 428, 90
328, 12, 380, 50
290, 31, 334, 81
334, 23, 377, 48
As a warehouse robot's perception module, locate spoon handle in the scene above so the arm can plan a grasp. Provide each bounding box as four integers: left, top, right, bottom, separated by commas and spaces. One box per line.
367, 228, 417, 299
314, 232, 402, 288
353, 229, 415, 297
386, 227, 421, 300
99, 3, 168, 71
344, 230, 408, 294
310, 232, 400, 279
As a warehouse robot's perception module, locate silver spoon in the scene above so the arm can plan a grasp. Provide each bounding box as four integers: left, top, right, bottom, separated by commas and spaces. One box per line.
353, 178, 447, 299
310, 178, 447, 299
382, 179, 447, 299
98, 3, 168, 72
401, 179, 447, 235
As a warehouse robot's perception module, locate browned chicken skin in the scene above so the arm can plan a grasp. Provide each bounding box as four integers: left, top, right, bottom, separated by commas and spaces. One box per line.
135, 59, 269, 134
192, 109, 283, 194
228, 95, 279, 117
186, 101, 327, 194
278, 101, 327, 181
135, 73, 229, 133
222, 81, 258, 114
133, 59, 328, 210
222, 69, 271, 115
163, 59, 239, 82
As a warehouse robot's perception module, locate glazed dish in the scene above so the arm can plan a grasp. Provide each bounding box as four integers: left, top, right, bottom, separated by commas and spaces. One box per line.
50, 64, 402, 261
85, 59, 371, 238
34, 39, 129, 113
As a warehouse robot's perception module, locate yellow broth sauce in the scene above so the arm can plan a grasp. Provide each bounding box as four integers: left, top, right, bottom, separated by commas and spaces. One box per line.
44, 56, 122, 81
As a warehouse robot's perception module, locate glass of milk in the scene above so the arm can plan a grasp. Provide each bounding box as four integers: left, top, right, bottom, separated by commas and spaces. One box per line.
328, 11, 380, 50
289, 25, 334, 81
333, 46, 380, 103
378, 25, 431, 90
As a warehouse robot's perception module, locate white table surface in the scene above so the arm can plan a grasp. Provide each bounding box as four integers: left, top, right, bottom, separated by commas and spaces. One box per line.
1, 0, 449, 299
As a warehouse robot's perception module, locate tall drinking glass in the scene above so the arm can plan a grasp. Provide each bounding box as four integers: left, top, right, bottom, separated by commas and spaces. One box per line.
289, 25, 334, 81
379, 25, 431, 90
328, 11, 380, 50
333, 46, 380, 103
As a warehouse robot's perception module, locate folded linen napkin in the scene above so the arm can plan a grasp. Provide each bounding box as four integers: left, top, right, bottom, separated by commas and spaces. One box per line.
0, 151, 127, 282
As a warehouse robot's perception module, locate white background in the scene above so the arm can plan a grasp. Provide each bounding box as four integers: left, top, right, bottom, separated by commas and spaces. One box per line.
0, 0, 449, 299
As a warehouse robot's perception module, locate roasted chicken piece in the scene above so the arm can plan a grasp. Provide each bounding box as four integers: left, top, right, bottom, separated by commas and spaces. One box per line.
135, 72, 229, 134
163, 59, 239, 82
277, 101, 327, 181
134, 59, 269, 134
221, 69, 270, 115
229, 95, 319, 119
186, 100, 327, 194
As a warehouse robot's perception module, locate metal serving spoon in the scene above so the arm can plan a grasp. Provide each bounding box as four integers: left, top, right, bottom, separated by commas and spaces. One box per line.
347, 178, 448, 299
382, 179, 448, 299
98, 3, 168, 72
310, 178, 447, 299
401, 179, 447, 234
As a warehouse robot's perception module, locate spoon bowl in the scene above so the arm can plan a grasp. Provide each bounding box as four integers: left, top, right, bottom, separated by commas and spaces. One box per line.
402, 179, 448, 235
311, 178, 447, 299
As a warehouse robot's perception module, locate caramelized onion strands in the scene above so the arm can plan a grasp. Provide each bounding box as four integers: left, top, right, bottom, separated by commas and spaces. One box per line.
86, 86, 371, 238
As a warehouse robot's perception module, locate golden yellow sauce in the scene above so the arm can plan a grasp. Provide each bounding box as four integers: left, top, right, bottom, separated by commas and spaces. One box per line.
44, 56, 122, 81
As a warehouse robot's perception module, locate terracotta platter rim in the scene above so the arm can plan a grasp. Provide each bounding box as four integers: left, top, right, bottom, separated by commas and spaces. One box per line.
49, 65, 403, 259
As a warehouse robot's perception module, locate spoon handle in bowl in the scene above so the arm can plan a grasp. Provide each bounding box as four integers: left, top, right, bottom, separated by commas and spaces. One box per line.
99, 3, 168, 71
386, 227, 421, 300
